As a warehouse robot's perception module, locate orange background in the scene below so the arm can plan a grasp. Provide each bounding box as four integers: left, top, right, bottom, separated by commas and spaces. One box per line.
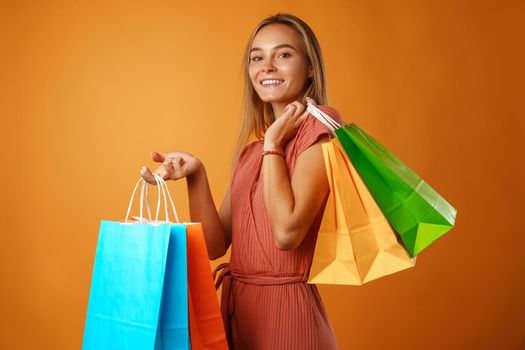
1, 1, 524, 349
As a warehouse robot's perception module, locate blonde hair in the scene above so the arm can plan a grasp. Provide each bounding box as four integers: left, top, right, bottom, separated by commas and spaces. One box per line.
230, 13, 329, 176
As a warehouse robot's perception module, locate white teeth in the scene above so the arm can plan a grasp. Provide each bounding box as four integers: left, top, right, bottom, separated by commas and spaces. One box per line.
262, 79, 284, 86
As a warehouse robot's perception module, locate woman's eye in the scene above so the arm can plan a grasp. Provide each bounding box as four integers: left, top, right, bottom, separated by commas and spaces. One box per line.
250, 52, 290, 62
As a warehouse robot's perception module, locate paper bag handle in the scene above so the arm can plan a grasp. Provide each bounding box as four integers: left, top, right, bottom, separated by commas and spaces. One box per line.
123, 175, 180, 224
306, 102, 343, 133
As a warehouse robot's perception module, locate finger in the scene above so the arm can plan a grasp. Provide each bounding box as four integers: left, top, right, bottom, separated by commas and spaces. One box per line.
155, 165, 170, 181
164, 156, 183, 169
291, 100, 305, 109
290, 101, 305, 117
151, 151, 165, 163
140, 166, 158, 185
290, 101, 303, 108
284, 103, 296, 114
305, 96, 317, 106
172, 156, 184, 165
170, 158, 184, 178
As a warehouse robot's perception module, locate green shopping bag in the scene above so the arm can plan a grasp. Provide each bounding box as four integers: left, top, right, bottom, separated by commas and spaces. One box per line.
307, 103, 457, 257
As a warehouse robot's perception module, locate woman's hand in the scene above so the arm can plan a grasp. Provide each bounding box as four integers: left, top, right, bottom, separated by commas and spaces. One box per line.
264, 97, 318, 150
141, 151, 203, 184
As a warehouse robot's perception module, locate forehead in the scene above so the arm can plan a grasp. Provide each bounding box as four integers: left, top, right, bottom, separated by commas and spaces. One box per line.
251, 24, 302, 50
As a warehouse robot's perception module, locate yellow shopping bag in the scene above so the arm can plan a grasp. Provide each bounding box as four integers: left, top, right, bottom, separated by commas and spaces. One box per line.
308, 139, 416, 285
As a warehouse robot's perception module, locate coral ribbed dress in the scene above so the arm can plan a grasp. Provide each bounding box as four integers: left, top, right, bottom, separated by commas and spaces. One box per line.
213, 105, 343, 350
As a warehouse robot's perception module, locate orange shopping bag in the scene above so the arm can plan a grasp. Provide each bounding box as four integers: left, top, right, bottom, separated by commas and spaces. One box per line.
186, 223, 228, 349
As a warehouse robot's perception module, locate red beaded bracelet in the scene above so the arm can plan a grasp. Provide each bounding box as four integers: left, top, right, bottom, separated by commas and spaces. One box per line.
262, 150, 285, 158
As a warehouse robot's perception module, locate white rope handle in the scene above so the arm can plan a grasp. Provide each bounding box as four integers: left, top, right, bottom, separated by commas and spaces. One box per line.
139, 179, 145, 221
152, 174, 163, 222
144, 182, 153, 220
155, 173, 169, 222
153, 174, 180, 223
125, 178, 147, 223
154, 176, 161, 221
306, 103, 342, 133
123, 176, 163, 224
124, 177, 155, 223
124, 175, 181, 224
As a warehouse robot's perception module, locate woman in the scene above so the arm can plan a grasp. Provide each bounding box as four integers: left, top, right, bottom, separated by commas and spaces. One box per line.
141, 13, 343, 350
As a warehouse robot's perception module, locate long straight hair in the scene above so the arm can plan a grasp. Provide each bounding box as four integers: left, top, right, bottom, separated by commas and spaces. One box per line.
229, 13, 329, 177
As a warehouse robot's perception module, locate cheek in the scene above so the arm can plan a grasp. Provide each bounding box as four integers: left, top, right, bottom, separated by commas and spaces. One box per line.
248, 68, 258, 85
279, 62, 307, 81
286, 69, 308, 85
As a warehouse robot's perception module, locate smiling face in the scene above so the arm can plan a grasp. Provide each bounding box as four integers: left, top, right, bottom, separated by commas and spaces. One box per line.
248, 24, 313, 110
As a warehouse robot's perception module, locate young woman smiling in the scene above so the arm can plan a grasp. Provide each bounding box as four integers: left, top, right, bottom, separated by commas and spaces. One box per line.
141, 13, 343, 350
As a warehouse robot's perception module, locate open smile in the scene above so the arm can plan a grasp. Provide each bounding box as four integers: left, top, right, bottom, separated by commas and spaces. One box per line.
260, 79, 285, 87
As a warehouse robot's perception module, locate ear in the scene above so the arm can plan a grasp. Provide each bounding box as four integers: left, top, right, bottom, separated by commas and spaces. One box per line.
308, 66, 314, 78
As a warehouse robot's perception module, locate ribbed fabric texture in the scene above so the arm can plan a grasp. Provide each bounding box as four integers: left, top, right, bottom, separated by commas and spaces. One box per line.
221, 105, 343, 350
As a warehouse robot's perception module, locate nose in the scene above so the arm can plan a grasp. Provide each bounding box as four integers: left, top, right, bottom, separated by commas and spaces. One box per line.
262, 59, 276, 72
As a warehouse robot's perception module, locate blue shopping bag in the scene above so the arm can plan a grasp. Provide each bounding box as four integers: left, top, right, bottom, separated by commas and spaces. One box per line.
82, 176, 190, 349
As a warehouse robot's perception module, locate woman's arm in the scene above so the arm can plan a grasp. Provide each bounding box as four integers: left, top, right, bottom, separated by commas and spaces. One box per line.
262, 134, 330, 250
187, 165, 231, 260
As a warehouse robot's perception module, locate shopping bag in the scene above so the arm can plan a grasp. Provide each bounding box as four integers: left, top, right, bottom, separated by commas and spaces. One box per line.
307, 103, 457, 257
308, 139, 416, 285
82, 176, 189, 349
186, 223, 229, 349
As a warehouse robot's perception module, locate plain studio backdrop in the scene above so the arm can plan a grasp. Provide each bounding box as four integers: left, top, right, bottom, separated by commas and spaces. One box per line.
1, 1, 524, 349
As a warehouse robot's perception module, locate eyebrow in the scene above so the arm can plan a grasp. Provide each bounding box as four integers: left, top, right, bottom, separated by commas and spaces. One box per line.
250, 44, 297, 53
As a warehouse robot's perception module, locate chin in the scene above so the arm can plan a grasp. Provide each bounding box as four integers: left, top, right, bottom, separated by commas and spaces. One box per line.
260, 96, 280, 103
258, 94, 291, 103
